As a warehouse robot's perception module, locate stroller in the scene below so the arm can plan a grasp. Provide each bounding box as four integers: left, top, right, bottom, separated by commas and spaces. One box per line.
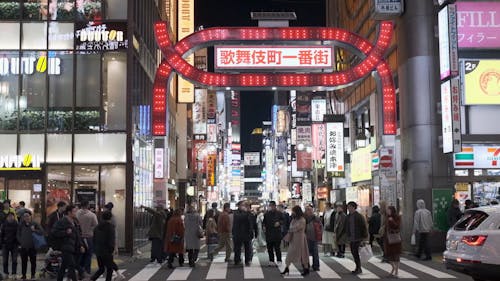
41, 248, 62, 279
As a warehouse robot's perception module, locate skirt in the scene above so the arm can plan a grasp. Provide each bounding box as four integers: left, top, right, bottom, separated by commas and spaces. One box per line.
322, 231, 336, 247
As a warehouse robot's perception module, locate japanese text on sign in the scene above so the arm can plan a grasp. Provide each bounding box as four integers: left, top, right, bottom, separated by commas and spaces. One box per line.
215, 46, 333, 69
326, 122, 344, 172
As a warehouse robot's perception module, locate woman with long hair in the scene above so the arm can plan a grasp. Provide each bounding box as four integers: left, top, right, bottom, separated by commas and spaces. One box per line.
383, 206, 402, 278
164, 209, 185, 269
281, 206, 309, 276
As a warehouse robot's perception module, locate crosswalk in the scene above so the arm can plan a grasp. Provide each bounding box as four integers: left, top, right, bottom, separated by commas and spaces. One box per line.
99, 253, 462, 281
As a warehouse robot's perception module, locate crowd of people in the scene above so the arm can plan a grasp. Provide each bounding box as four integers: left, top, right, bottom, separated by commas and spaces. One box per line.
141, 199, 409, 278
0, 199, 124, 281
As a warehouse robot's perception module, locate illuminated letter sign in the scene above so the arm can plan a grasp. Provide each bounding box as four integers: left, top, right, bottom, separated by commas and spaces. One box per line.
0, 154, 41, 170
215, 46, 333, 70
75, 22, 128, 51
0, 56, 61, 76
153, 21, 396, 135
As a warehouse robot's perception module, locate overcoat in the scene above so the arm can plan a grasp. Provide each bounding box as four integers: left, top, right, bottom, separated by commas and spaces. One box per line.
285, 217, 309, 266
164, 215, 185, 254
184, 212, 202, 250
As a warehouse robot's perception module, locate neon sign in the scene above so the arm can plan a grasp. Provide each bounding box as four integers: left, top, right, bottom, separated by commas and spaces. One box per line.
152, 21, 396, 135
0, 154, 41, 171
0, 56, 61, 76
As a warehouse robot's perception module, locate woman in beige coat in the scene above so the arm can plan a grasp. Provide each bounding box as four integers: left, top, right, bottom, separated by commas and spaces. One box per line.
281, 206, 310, 276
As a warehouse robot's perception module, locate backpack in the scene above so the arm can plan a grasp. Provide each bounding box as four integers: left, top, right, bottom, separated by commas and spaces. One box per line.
313, 220, 322, 241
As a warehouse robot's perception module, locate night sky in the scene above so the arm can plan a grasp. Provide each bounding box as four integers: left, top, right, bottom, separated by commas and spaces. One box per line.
194, 0, 326, 152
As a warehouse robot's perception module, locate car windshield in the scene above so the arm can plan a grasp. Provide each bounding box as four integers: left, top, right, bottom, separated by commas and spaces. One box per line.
453, 210, 489, 231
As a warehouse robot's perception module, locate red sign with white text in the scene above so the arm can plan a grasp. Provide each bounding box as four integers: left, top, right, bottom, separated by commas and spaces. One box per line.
215, 46, 333, 70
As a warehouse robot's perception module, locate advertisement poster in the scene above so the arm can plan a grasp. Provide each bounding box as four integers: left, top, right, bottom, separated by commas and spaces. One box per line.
207, 153, 217, 186
311, 124, 326, 160
432, 188, 454, 232
296, 126, 312, 147
311, 99, 326, 122
296, 91, 311, 123
302, 181, 312, 202
457, 2, 500, 49
463, 60, 500, 105
326, 122, 344, 172
351, 146, 372, 182
441, 80, 453, 153
297, 150, 312, 171
207, 91, 217, 120
454, 182, 471, 209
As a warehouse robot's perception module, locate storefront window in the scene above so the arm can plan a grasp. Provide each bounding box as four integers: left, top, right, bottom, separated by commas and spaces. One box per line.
0, 51, 20, 131
22, 22, 47, 50
474, 169, 483, 176
0, 23, 20, 49
103, 53, 126, 131
0, 1, 21, 20
48, 51, 73, 132
9, 179, 43, 223
487, 170, 500, 176
76, 53, 100, 131
74, 165, 98, 208
47, 134, 72, 162
46, 165, 71, 216
20, 51, 47, 131
101, 165, 125, 248
48, 22, 74, 50
133, 137, 153, 247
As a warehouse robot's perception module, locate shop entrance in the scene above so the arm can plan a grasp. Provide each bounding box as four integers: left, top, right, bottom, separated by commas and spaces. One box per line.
0, 171, 43, 223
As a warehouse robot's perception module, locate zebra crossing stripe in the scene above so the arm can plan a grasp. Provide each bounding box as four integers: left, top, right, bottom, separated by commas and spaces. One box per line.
96, 269, 126, 281
167, 267, 192, 280
330, 256, 379, 279
279, 255, 303, 279
368, 258, 417, 279
129, 263, 162, 281
205, 256, 227, 279
400, 259, 456, 279
317, 259, 341, 279
243, 255, 264, 279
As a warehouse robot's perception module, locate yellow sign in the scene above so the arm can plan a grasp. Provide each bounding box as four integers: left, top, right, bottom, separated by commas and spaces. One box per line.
177, 0, 195, 103
464, 59, 500, 104
0, 154, 41, 171
351, 146, 372, 183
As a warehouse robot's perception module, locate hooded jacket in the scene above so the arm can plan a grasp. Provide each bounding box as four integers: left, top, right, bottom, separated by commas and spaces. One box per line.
413, 200, 433, 233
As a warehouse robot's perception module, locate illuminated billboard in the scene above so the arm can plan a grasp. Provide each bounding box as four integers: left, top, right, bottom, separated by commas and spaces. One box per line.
463, 59, 500, 105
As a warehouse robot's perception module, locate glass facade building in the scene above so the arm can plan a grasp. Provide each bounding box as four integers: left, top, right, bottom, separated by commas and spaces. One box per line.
0, 0, 160, 253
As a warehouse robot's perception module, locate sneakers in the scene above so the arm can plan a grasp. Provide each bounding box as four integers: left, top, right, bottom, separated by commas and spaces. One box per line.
268, 261, 276, 267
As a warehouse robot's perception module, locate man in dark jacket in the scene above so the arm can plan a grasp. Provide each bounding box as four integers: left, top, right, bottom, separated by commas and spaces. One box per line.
141, 204, 167, 263
46, 201, 67, 249
346, 201, 368, 275
368, 205, 381, 247
263, 201, 283, 266
305, 206, 322, 271
90, 211, 116, 281
447, 199, 463, 228
17, 212, 44, 280
52, 205, 85, 281
277, 204, 290, 247
203, 202, 219, 229
1, 212, 19, 278
232, 201, 254, 266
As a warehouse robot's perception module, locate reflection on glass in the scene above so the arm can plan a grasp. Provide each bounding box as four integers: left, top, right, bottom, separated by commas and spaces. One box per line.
48, 51, 73, 132
47, 165, 71, 216
45, 0, 102, 21
74, 165, 98, 209
101, 165, 125, 247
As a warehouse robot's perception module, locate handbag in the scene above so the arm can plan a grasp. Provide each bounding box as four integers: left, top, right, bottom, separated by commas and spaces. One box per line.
387, 231, 402, 245
410, 233, 416, 245
359, 244, 373, 264
197, 226, 205, 238
171, 234, 182, 244
207, 233, 219, 245
32, 232, 47, 250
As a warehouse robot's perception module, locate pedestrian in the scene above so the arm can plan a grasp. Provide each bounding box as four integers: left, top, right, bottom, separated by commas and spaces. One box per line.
16, 201, 28, 219
46, 201, 67, 247
102, 203, 124, 281
90, 211, 116, 281
52, 205, 85, 281
262, 201, 283, 267
378, 200, 388, 262
164, 209, 185, 269
464, 199, 473, 210
413, 199, 433, 261
232, 201, 254, 266
281, 206, 309, 277
184, 206, 203, 267
345, 201, 368, 275
76, 200, 98, 274
277, 204, 290, 248
255, 209, 266, 248
17, 212, 44, 280
305, 205, 321, 271
368, 205, 381, 248
383, 206, 402, 278
203, 202, 219, 229
1, 212, 19, 279
211, 203, 232, 262
334, 204, 347, 258
141, 203, 167, 263
205, 209, 218, 261
447, 199, 463, 228
321, 202, 336, 256
1, 200, 18, 223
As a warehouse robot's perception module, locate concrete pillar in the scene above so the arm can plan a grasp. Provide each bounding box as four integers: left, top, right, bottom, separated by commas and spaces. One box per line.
397, 0, 450, 250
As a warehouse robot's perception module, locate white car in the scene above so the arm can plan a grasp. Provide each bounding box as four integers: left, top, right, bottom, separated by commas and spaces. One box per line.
443, 205, 500, 281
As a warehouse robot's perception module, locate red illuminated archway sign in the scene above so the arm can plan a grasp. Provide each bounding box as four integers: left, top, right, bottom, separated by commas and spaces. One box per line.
153, 21, 396, 136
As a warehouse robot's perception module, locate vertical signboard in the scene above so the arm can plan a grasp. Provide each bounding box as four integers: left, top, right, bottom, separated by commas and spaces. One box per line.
296, 91, 311, 123
193, 89, 207, 135
311, 99, 326, 122
296, 126, 312, 147
326, 122, 344, 172
312, 123, 326, 161
302, 181, 312, 202
230, 91, 241, 143
450, 77, 462, 152
207, 91, 217, 121
441, 80, 453, 153
297, 150, 312, 171
290, 90, 297, 145
438, 4, 458, 80
154, 148, 164, 179
177, 0, 195, 103
207, 153, 216, 186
